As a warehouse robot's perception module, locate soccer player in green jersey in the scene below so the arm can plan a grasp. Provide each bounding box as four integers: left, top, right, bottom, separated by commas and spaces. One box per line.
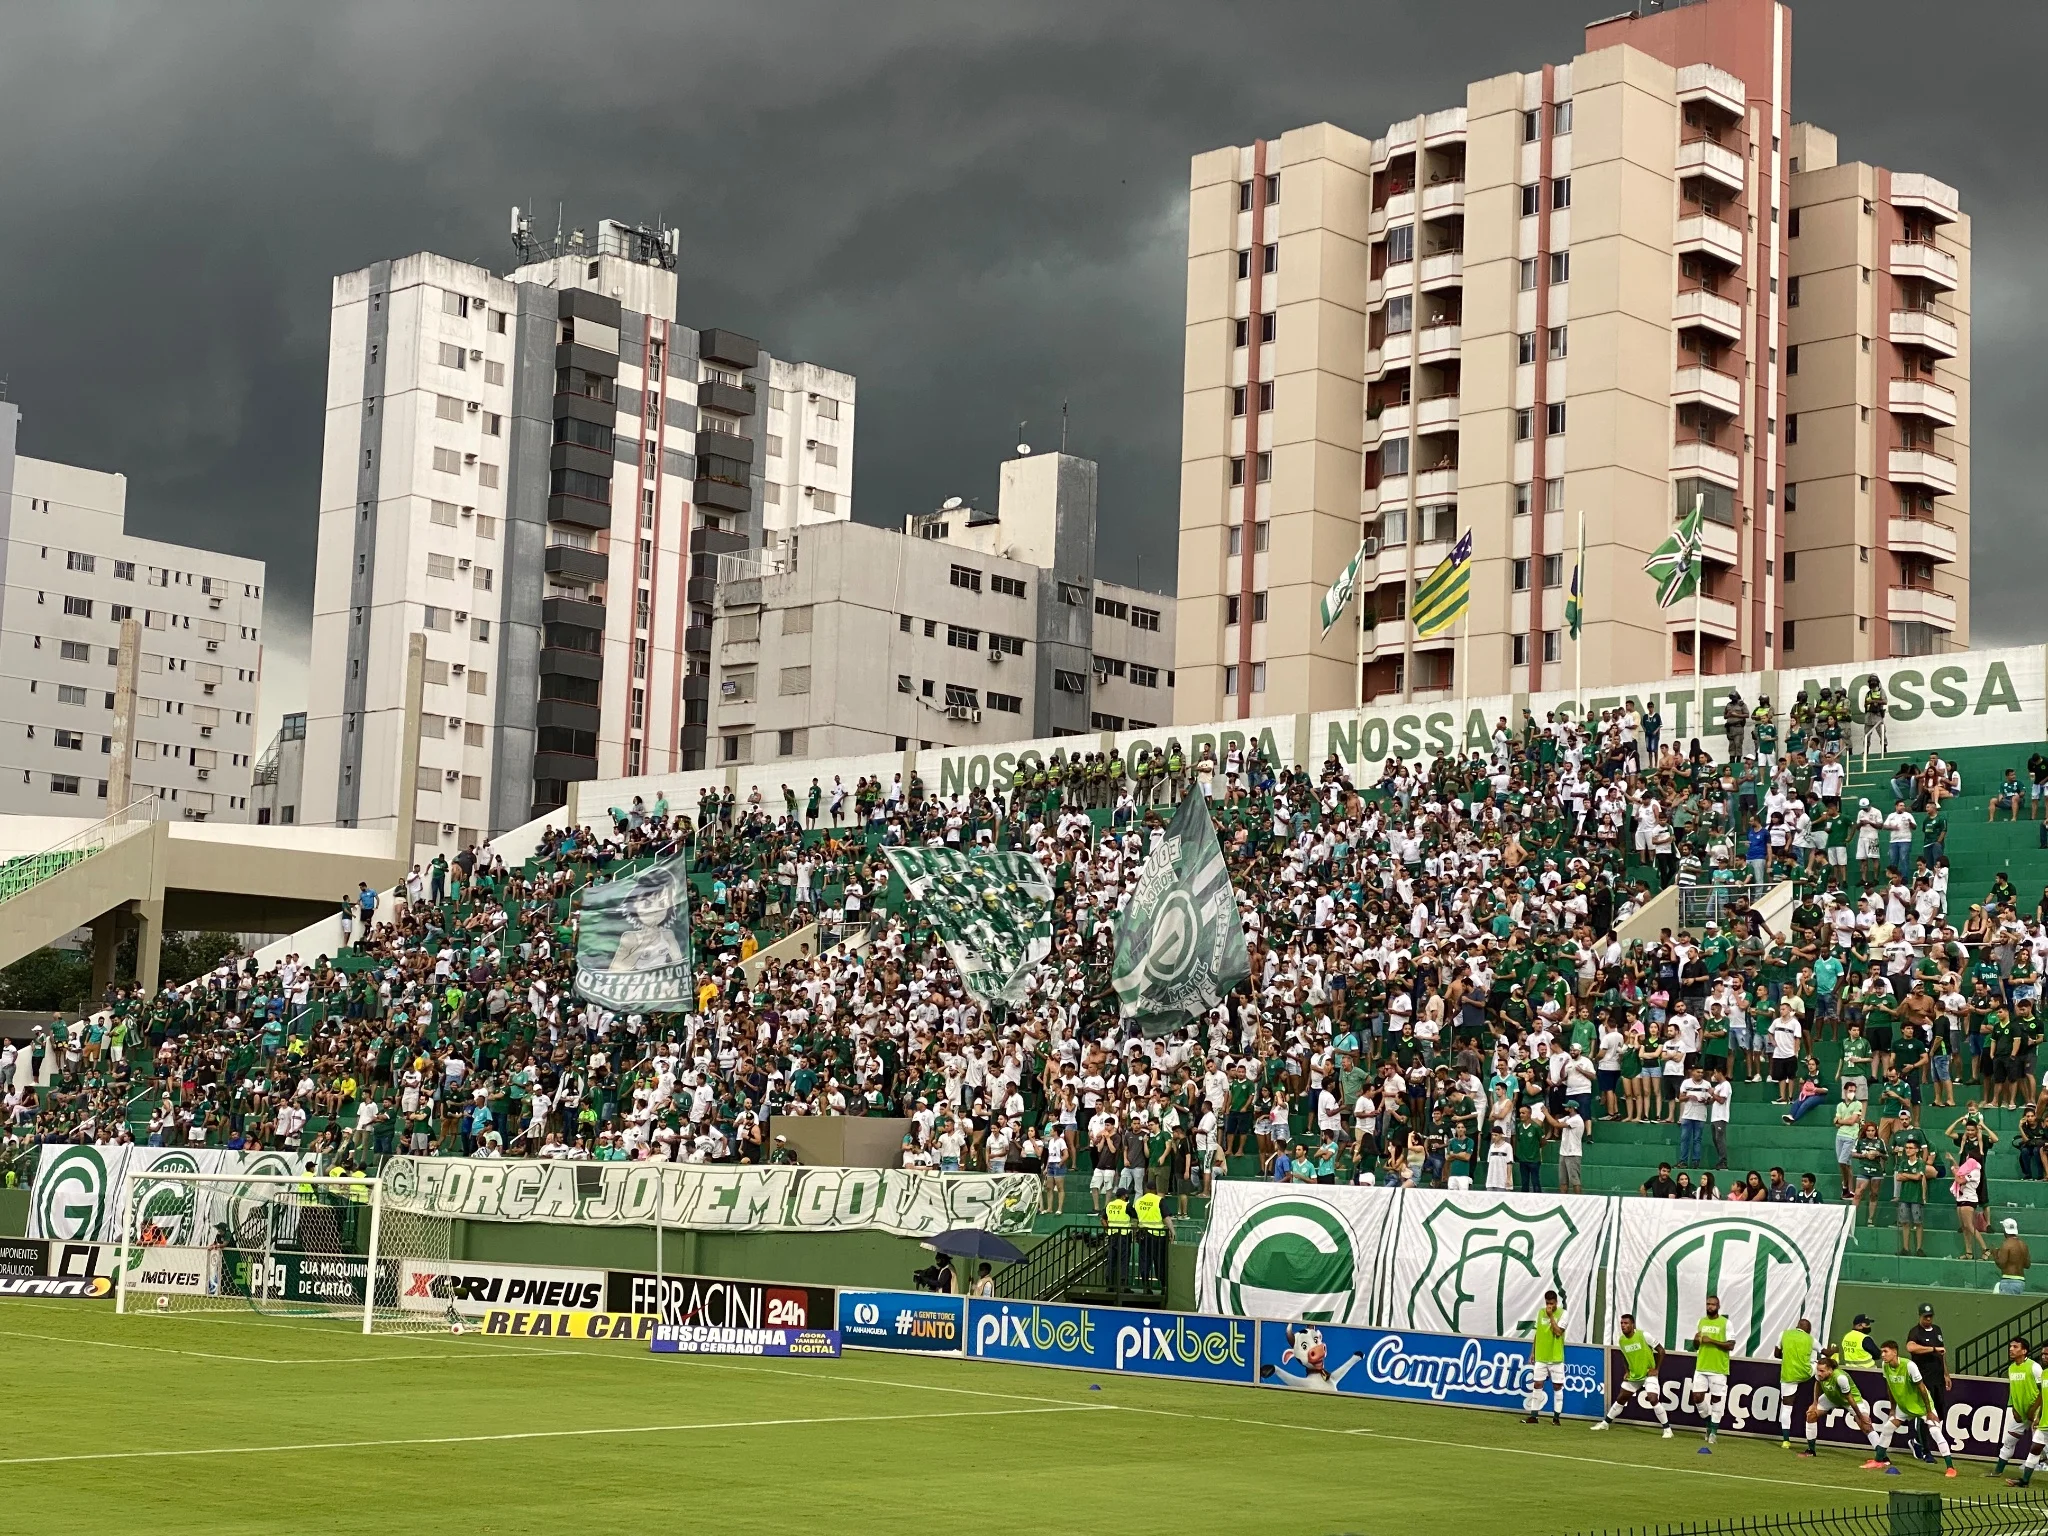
1878, 1341, 1957, 1475
1775, 1317, 1816, 1448
1691, 1293, 1733, 1453
1522, 1289, 1570, 1425
1593, 1313, 1671, 1436
1993, 1337, 2048, 1485
1802, 1347, 1888, 1465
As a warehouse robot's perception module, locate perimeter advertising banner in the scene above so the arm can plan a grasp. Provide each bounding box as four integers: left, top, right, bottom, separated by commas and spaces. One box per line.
837, 1290, 965, 1355
0, 1237, 48, 1277
1610, 1358, 2009, 1459
605, 1270, 835, 1330
378, 1157, 1040, 1239
397, 1259, 607, 1317
966, 1298, 1256, 1385
651, 1325, 842, 1358
1256, 1321, 1604, 1418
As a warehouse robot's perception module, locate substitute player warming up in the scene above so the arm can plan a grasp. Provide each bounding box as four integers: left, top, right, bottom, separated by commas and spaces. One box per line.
1523, 1290, 1570, 1425
1800, 1348, 1891, 1468
1592, 1314, 1671, 1436
1691, 1294, 1733, 1453
1878, 1340, 1957, 1475
1991, 1337, 2047, 1486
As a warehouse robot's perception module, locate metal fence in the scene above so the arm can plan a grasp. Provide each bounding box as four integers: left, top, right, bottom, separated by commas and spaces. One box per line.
1575, 1488, 2048, 1536
1676, 880, 1767, 931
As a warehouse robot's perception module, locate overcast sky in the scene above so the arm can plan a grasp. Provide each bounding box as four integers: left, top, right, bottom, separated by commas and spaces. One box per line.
0, 1, 2037, 735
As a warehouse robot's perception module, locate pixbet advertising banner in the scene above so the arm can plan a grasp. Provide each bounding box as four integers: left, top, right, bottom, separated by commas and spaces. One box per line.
604, 1270, 835, 1330
838, 1290, 966, 1355
1611, 1358, 2010, 1460
966, 1298, 1256, 1385
379, 1157, 1040, 1238
397, 1259, 606, 1317
1256, 1321, 1604, 1418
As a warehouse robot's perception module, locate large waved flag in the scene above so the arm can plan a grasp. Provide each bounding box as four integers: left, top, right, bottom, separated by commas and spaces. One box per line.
883, 847, 1053, 1006
1111, 794, 1250, 1035
1410, 530, 1473, 638
1644, 506, 1705, 610
1565, 516, 1585, 641
575, 856, 696, 1011
1319, 541, 1369, 637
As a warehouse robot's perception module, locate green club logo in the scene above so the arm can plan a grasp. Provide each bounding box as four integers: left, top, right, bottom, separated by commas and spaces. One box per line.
224, 1152, 298, 1241
1143, 887, 1201, 989
32, 1145, 110, 1241
1209, 1198, 1364, 1323
1631, 1217, 1812, 1355
129, 1151, 205, 1247
1404, 1199, 1584, 1340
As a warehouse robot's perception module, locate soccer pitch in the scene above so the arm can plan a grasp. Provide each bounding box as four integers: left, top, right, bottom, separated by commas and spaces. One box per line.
1, 1302, 1945, 1536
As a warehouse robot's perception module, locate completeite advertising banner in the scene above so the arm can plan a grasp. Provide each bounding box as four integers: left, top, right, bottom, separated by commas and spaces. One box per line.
838, 1290, 966, 1355
650, 1326, 842, 1358
1256, 1321, 1604, 1417
966, 1298, 1256, 1385
1610, 1358, 2010, 1460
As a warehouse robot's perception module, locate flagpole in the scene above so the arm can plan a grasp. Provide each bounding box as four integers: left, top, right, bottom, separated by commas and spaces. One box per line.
1573, 507, 1585, 718
1692, 493, 1704, 750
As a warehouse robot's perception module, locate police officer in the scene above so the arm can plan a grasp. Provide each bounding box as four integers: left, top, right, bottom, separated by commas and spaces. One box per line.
1841, 1312, 1877, 1368
1133, 1187, 1172, 1293
1863, 679, 1889, 756
1103, 1191, 1133, 1288
1907, 1302, 1950, 1418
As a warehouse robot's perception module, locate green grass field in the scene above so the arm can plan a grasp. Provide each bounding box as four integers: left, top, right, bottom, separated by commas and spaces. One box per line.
0, 1300, 1957, 1536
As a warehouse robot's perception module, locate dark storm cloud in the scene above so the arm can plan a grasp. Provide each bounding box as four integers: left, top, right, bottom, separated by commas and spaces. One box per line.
0, 1, 2038, 723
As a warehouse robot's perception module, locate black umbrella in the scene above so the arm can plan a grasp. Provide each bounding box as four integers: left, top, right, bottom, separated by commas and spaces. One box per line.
925, 1227, 1026, 1264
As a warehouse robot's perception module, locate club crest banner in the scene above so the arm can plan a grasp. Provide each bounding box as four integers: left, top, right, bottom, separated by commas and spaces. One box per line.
1111, 794, 1249, 1035
27, 1146, 312, 1245
575, 856, 696, 1012
379, 1157, 1041, 1238
1194, 1181, 1396, 1325
1379, 1188, 1614, 1344
882, 847, 1052, 1006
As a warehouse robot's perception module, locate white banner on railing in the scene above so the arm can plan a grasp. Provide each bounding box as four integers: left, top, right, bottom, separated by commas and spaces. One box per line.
27, 1146, 310, 1245
1378, 1188, 1616, 1345
1194, 1181, 1396, 1325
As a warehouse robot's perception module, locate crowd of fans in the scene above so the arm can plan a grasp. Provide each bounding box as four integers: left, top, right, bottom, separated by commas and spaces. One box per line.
2, 684, 2044, 1262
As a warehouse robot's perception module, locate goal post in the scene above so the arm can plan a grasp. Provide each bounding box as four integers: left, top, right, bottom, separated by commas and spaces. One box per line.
112, 1170, 456, 1334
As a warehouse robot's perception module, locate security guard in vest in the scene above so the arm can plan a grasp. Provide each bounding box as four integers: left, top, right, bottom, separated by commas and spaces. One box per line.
1103, 1192, 1133, 1288
1841, 1312, 1877, 1368
1133, 1188, 1172, 1294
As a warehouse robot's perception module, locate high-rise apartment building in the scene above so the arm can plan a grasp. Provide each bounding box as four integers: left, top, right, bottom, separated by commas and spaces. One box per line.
706, 451, 1175, 762
1175, 0, 1968, 721
302, 218, 855, 854
0, 400, 266, 820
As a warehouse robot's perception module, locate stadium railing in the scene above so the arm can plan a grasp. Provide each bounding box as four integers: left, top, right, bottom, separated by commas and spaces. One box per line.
1574, 1488, 2048, 1536
993, 1217, 1173, 1306
1953, 1298, 2048, 1378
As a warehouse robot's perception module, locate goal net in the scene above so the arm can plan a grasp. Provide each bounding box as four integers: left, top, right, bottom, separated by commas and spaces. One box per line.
113, 1170, 457, 1333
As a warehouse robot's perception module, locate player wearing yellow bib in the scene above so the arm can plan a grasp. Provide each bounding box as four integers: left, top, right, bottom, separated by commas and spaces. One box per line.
1993, 1337, 2048, 1486
1592, 1313, 1671, 1437
1801, 1347, 1888, 1464
1522, 1289, 1570, 1426
1878, 1341, 1957, 1475
1691, 1294, 1733, 1454
1775, 1318, 1816, 1449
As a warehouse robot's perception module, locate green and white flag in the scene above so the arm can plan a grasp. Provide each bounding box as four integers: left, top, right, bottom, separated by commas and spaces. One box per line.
574, 856, 696, 1012
1110, 794, 1250, 1034
883, 847, 1053, 1005
1644, 505, 1705, 610
1319, 541, 1369, 637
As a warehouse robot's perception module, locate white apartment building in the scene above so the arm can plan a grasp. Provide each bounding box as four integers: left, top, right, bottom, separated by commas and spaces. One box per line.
1175, 0, 1969, 722
709, 451, 1175, 762
301, 217, 856, 857
0, 401, 265, 819
761, 359, 856, 557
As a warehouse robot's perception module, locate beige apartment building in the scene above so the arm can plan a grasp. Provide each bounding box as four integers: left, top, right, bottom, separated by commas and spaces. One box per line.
1175, 0, 1969, 722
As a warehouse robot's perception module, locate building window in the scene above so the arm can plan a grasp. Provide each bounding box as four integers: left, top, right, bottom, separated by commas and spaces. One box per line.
1386, 224, 1414, 265
1546, 402, 1567, 435
1549, 251, 1570, 285
1053, 669, 1086, 694
1094, 597, 1128, 620
1230, 457, 1246, 487
66, 552, 95, 573
1252, 592, 1268, 622
945, 625, 980, 651
1511, 558, 1531, 592
1784, 551, 1798, 582
50, 775, 80, 796
1514, 409, 1533, 442
990, 632, 1025, 655
899, 614, 912, 633
1259, 381, 1273, 412
1548, 325, 1567, 360
1263, 242, 1278, 274
1553, 100, 1573, 135
1782, 620, 1796, 652
1522, 109, 1539, 143
1787, 276, 1800, 308
1130, 664, 1159, 688
1131, 605, 1161, 631
59, 640, 90, 662
1551, 177, 1572, 210
1237, 249, 1252, 280
1517, 332, 1536, 365
1225, 596, 1242, 626
1264, 172, 1279, 204
945, 684, 980, 710
923, 619, 937, 637
1518, 259, 1538, 291
991, 574, 1027, 599
1785, 414, 1798, 444
949, 563, 982, 592
1788, 207, 1801, 239
1542, 629, 1561, 663
1255, 451, 1272, 483
114, 561, 134, 581
1511, 633, 1528, 667
1542, 554, 1563, 588
1228, 526, 1241, 557
1239, 180, 1253, 211
63, 596, 92, 618
1786, 344, 1799, 375
1675, 477, 1736, 526
1223, 664, 1239, 697
1544, 477, 1565, 513
778, 729, 809, 757
1231, 386, 1247, 417
897, 674, 912, 694
1259, 312, 1276, 343
1233, 318, 1249, 349
1249, 662, 1266, 693
1520, 184, 1540, 217
1514, 483, 1532, 517
1386, 294, 1413, 336
988, 692, 1022, 714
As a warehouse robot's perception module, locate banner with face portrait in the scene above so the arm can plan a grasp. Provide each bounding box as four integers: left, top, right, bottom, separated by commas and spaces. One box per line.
575, 856, 696, 1012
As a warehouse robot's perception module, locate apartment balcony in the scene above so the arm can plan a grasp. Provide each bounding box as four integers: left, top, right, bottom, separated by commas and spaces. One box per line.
1677, 137, 1747, 194
1414, 394, 1461, 434
1889, 447, 1959, 495
1674, 364, 1742, 416
1419, 250, 1464, 291
1670, 438, 1740, 485
1383, 189, 1415, 222
1888, 376, 1958, 427
1667, 594, 1739, 641
1890, 173, 1961, 223
1371, 331, 1415, 373
1372, 401, 1410, 437
1891, 240, 1958, 292
1887, 585, 1959, 630
1676, 63, 1746, 118
1424, 106, 1467, 143
1413, 466, 1458, 499
1698, 518, 1739, 568
1376, 474, 1408, 507
1890, 309, 1959, 359
1674, 288, 1744, 342
1360, 616, 1410, 656
1381, 259, 1414, 293
1676, 213, 1745, 266
1417, 323, 1461, 363
1887, 516, 1960, 564
1420, 179, 1466, 217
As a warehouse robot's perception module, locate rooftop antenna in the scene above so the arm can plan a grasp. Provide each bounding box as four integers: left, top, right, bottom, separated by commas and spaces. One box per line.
555, 203, 565, 258
941, 496, 965, 511
510, 206, 543, 265
1060, 400, 1069, 453
1015, 420, 1031, 456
